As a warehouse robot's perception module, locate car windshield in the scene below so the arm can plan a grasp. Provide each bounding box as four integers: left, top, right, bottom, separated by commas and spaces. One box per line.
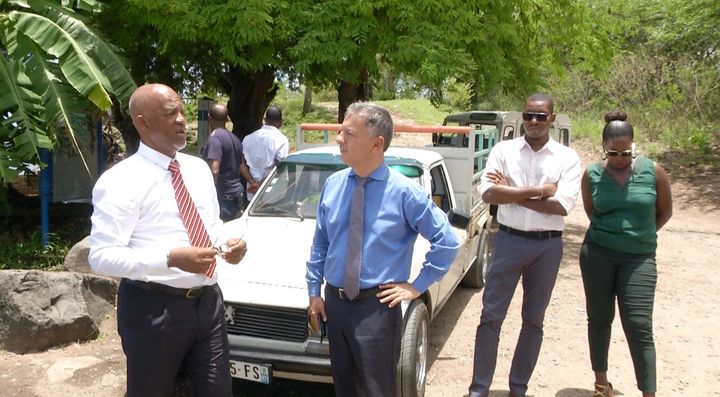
249, 161, 422, 220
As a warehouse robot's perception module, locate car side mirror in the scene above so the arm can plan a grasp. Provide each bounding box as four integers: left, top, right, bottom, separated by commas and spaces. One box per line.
447, 209, 470, 229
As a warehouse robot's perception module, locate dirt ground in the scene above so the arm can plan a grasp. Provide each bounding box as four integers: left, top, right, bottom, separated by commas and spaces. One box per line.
1, 131, 718, 397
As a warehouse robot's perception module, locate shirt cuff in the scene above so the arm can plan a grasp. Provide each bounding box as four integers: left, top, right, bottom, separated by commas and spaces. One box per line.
307, 282, 322, 297
411, 271, 436, 294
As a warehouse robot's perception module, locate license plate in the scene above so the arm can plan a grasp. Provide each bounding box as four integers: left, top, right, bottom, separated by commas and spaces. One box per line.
229, 360, 272, 384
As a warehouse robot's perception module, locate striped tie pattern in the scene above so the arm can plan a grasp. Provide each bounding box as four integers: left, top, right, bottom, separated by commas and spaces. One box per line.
168, 160, 216, 277
342, 176, 367, 300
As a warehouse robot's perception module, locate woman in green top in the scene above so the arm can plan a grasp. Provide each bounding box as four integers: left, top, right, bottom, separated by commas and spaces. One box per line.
580, 111, 673, 397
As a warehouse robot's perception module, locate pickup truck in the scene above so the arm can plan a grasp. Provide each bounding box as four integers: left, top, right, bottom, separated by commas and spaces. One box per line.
216, 123, 499, 397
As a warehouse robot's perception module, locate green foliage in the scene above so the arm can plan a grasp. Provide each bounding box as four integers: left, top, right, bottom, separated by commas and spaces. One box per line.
0, 0, 136, 186
0, 231, 69, 270
0, 198, 90, 270
549, 0, 720, 171
272, 90, 336, 149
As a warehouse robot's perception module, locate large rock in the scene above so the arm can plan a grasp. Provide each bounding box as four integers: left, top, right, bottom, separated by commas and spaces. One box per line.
0, 270, 117, 353
63, 236, 91, 274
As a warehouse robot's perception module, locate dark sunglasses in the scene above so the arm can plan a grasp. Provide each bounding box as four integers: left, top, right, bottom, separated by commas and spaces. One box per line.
604, 149, 634, 157
522, 112, 549, 122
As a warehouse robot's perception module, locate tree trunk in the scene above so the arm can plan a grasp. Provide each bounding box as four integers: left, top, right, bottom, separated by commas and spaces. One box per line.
111, 99, 139, 156
227, 66, 278, 139
337, 69, 371, 123
302, 83, 313, 114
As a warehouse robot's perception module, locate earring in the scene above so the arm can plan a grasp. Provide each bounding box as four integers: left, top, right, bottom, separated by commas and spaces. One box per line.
631, 142, 637, 158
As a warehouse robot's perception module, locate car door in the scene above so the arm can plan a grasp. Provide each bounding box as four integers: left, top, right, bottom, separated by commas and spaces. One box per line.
429, 163, 468, 303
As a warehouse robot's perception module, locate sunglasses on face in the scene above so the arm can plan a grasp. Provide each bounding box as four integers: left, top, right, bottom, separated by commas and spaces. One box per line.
604, 149, 634, 157
522, 112, 549, 122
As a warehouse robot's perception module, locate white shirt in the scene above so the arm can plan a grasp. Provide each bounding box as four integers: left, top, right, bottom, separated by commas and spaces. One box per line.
89, 143, 222, 288
243, 125, 289, 181
478, 136, 581, 232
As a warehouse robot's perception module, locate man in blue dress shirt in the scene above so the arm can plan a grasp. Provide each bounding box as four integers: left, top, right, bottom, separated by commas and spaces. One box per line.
306, 102, 461, 397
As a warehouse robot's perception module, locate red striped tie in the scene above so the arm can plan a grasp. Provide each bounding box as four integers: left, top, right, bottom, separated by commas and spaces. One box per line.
168, 160, 216, 277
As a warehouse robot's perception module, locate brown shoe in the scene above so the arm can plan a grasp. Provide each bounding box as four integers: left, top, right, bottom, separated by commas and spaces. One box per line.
594, 382, 613, 397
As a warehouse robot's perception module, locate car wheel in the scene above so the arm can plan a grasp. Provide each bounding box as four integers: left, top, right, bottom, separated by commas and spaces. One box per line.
461, 225, 491, 289
397, 300, 429, 397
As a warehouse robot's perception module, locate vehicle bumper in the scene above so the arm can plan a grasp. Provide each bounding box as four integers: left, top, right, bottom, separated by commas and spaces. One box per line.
228, 336, 332, 382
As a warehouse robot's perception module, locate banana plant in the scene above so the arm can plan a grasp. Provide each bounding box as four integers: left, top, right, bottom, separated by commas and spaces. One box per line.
0, 0, 136, 184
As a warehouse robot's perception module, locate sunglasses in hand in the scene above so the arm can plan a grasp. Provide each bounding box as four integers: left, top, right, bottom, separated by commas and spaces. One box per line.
521, 112, 549, 122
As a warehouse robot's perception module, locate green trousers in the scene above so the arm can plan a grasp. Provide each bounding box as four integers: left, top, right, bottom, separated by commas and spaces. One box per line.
579, 237, 657, 393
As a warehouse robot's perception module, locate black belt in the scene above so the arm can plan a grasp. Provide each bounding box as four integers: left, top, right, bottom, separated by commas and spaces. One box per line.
499, 224, 562, 240
123, 279, 216, 299
327, 284, 382, 301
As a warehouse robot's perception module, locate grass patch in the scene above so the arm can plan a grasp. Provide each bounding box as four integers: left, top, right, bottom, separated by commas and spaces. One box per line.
0, 194, 90, 270
375, 99, 448, 125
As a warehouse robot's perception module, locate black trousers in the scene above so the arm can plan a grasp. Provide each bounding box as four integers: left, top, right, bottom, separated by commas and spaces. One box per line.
324, 284, 402, 397
117, 279, 232, 397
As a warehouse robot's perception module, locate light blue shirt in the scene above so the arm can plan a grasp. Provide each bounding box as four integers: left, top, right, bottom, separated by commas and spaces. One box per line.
306, 163, 460, 297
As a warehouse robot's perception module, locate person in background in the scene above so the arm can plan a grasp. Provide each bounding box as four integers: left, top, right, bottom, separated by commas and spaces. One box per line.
468, 93, 582, 397
306, 102, 460, 397
579, 110, 672, 397
89, 83, 247, 397
241, 105, 289, 200
201, 103, 246, 220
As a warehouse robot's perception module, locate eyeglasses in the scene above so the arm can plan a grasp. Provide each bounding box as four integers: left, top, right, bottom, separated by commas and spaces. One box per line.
604, 149, 634, 157
522, 112, 549, 122
214, 243, 230, 255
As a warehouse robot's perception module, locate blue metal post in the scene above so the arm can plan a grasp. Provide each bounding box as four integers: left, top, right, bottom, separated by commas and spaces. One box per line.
97, 120, 104, 175
39, 149, 53, 248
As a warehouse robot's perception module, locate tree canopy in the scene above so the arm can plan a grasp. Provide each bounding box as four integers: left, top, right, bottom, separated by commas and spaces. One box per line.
98, 0, 608, 135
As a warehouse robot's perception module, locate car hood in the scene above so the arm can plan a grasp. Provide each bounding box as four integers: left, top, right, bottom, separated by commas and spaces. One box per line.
216, 215, 316, 309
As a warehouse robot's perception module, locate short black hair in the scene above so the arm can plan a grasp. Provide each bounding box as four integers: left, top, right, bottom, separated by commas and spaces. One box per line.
526, 93, 554, 113
265, 106, 282, 123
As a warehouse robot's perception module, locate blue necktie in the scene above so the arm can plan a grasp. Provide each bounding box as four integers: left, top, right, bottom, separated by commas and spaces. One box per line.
342, 176, 367, 300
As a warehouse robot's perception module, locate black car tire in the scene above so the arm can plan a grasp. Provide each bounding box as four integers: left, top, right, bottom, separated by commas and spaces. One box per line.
461, 224, 491, 289
397, 300, 429, 397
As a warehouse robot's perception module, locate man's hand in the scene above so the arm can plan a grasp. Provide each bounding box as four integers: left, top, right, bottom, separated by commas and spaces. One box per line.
220, 239, 247, 264
308, 297, 327, 332
247, 180, 261, 194
541, 183, 558, 199
486, 169, 508, 186
167, 247, 217, 274
378, 283, 421, 308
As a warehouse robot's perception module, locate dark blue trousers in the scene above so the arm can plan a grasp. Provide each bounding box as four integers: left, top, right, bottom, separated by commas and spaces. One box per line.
469, 231, 563, 397
118, 279, 232, 397
324, 284, 402, 397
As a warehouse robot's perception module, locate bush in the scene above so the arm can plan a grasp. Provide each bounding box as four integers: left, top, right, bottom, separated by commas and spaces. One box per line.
0, 196, 90, 270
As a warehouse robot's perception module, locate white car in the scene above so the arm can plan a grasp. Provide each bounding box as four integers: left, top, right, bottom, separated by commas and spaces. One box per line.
217, 137, 493, 397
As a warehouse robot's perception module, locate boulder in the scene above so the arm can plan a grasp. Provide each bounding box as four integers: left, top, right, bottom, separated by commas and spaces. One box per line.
0, 270, 117, 353
63, 236, 91, 274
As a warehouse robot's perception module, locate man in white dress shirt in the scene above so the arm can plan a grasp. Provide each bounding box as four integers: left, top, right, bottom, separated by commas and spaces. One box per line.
89, 83, 247, 397
467, 93, 582, 397
241, 106, 289, 200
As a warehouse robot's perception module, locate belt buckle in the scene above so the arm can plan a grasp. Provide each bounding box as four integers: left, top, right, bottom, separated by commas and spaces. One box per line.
185, 287, 202, 299
337, 288, 347, 300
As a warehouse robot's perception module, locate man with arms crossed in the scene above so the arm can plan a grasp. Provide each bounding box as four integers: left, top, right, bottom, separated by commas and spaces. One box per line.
306, 102, 460, 397
89, 84, 247, 397
467, 93, 581, 397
